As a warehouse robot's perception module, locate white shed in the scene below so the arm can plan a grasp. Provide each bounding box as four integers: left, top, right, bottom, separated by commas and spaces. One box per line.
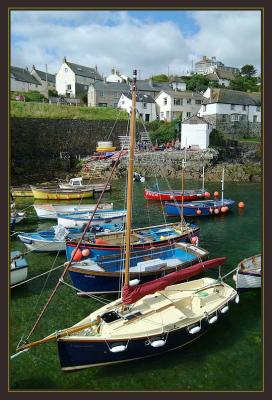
181, 115, 212, 149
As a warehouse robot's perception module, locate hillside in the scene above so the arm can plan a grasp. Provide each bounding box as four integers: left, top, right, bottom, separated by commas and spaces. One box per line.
10, 101, 128, 120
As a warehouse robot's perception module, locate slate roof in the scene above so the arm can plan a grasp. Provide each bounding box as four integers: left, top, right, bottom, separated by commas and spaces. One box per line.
181, 115, 209, 125
11, 66, 41, 85
92, 81, 130, 93
123, 93, 155, 103
66, 61, 103, 80
156, 90, 204, 100
34, 69, 56, 83
203, 88, 261, 106
215, 69, 237, 80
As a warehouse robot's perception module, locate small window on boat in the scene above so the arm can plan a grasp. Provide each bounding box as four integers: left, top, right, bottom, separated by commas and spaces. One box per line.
124, 311, 142, 320
101, 311, 121, 323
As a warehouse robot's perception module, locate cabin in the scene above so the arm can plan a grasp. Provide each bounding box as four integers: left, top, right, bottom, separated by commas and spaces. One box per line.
180, 115, 212, 149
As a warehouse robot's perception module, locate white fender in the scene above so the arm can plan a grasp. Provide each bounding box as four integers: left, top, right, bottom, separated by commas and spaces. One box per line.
221, 305, 229, 314
150, 340, 166, 348
235, 295, 240, 304
109, 345, 126, 353
129, 279, 140, 286
188, 326, 201, 334
208, 316, 218, 324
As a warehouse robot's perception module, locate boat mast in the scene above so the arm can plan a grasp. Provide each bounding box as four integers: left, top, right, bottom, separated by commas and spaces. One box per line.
202, 166, 205, 192
221, 167, 225, 205
124, 70, 137, 287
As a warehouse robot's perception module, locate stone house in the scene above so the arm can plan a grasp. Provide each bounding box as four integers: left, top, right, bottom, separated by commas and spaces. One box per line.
198, 88, 261, 137
204, 69, 237, 87
56, 57, 103, 98
118, 93, 157, 122
180, 115, 212, 149
10, 66, 41, 92
88, 81, 130, 108
155, 90, 204, 122
31, 65, 56, 97
195, 55, 240, 75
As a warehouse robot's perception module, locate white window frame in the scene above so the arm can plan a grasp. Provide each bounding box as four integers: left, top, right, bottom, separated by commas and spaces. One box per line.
163, 97, 167, 105
231, 114, 242, 122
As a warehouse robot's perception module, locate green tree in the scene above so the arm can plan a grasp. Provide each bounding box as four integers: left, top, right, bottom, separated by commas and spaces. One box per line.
151, 74, 169, 82
48, 89, 58, 97
185, 74, 210, 92
229, 75, 259, 92
147, 119, 179, 144
241, 64, 256, 77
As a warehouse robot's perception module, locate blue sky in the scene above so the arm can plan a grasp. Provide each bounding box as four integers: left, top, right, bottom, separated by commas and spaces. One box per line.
10, 10, 261, 77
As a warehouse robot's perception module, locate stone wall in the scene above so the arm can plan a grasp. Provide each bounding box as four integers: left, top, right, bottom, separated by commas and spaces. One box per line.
204, 114, 261, 138
10, 117, 128, 184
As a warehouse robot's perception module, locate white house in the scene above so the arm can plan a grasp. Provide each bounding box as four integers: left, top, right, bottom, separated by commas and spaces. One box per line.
56, 57, 103, 98
181, 115, 212, 149
198, 87, 261, 137
169, 76, 187, 91
155, 90, 204, 122
31, 65, 56, 97
106, 68, 129, 83
204, 69, 236, 87
118, 93, 157, 122
10, 66, 41, 92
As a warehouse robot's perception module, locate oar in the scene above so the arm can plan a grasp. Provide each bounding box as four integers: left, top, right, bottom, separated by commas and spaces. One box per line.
13, 318, 100, 356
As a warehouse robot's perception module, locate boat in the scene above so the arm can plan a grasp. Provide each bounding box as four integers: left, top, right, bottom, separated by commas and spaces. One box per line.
68, 242, 209, 294
233, 254, 261, 290
30, 186, 94, 200
133, 172, 145, 183
10, 251, 28, 286
144, 187, 209, 202
165, 168, 235, 217
65, 221, 200, 259
58, 177, 111, 192
14, 70, 238, 371
17, 224, 123, 253
57, 209, 127, 229
10, 210, 26, 224
11, 186, 34, 197
33, 202, 113, 220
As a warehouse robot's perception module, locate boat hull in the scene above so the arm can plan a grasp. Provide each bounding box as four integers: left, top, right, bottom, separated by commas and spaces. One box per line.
57, 298, 235, 371
10, 251, 28, 286
17, 234, 67, 252
144, 188, 207, 202
33, 203, 113, 219
31, 186, 94, 200
165, 200, 235, 217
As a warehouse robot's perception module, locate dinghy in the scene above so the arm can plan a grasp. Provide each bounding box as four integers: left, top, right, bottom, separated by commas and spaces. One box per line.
233, 254, 261, 289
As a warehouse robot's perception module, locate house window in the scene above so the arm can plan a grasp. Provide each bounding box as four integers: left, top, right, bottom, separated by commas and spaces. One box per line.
242, 105, 246, 111
160, 112, 164, 119
98, 91, 104, 97
256, 106, 261, 111
253, 115, 258, 122
174, 98, 182, 105
195, 100, 201, 104
67, 84, 71, 90
230, 104, 235, 110
203, 105, 206, 112
163, 97, 167, 105
231, 114, 241, 122
186, 112, 191, 118
65, 68, 68, 72
187, 98, 191, 104
145, 114, 150, 122
143, 103, 147, 109
166, 111, 170, 118
98, 103, 107, 107
113, 92, 119, 98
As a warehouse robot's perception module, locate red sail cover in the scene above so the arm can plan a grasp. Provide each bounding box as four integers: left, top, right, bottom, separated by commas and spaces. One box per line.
122, 257, 226, 305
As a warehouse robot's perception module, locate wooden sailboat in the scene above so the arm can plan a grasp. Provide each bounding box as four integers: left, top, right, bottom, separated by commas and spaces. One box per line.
14, 70, 238, 371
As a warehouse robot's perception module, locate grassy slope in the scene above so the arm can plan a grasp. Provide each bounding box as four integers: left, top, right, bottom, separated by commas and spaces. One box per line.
10, 101, 128, 120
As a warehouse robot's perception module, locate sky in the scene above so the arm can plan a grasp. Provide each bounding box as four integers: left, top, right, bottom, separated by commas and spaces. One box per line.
10, 10, 261, 78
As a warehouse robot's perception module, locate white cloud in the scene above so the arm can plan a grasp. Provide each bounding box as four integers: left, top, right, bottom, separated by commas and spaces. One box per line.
10, 10, 261, 78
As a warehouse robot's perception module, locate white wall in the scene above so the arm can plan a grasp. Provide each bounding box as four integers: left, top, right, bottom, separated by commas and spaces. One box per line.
106, 74, 123, 83
56, 63, 76, 97
156, 92, 202, 121
199, 102, 261, 122
118, 94, 157, 121
181, 123, 212, 149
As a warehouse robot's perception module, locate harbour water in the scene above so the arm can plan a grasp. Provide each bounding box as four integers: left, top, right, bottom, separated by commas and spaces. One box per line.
10, 178, 262, 390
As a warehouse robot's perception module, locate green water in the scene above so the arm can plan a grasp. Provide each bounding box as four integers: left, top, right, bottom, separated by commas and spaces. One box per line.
10, 179, 262, 391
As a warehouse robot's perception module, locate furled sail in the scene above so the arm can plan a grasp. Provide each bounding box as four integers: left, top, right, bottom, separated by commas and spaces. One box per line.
122, 257, 226, 305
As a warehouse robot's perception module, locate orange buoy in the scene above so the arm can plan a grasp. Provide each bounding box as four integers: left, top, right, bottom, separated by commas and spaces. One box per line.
95, 238, 110, 245
82, 248, 90, 257
71, 249, 82, 261
221, 206, 227, 213
214, 191, 219, 197
238, 202, 245, 208
214, 208, 220, 214
204, 191, 210, 198
196, 209, 202, 215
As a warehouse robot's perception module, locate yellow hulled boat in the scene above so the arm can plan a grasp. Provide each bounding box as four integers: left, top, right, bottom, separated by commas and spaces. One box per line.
30, 186, 94, 200
11, 187, 34, 197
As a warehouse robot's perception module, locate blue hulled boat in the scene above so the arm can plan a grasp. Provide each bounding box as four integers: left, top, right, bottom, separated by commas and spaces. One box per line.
165, 199, 235, 217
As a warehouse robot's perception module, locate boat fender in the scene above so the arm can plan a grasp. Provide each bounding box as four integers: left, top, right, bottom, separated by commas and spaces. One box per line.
109, 345, 127, 353
235, 295, 240, 304
220, 305, 229, 314
150, 340, 166, 348
188, 326, 201, 334
129, 279, 140, 286
95, 238, 110, 245
208, 315, 218, 324
82, 249, 90, 257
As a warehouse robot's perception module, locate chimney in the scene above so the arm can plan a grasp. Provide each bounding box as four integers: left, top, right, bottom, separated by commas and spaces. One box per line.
95, 64, 97, 72
111, 67, 115, 74
32, 65, 35, 70
63, 56, 67, 63
149, 78, 153, 88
